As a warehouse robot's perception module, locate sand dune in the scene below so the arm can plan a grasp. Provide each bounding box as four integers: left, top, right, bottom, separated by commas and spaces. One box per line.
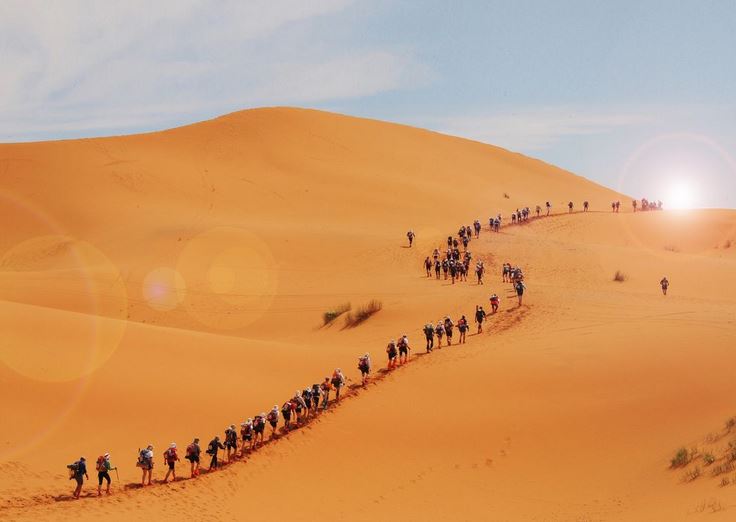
1, 108, 735, 521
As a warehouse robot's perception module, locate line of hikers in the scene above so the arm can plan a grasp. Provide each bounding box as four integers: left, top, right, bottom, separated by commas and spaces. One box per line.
67, 368, 352, 497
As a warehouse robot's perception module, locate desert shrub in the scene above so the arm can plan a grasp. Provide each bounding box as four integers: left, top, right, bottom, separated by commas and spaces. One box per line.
613, 270, 626, 282
503, 192, 510, 199
671, 447, 690, 468
720, 477, 730, 487
683, 466, 701, 482
704, 453, 716, 466
322, 302, 351, 326
344, 300, 382, 328
726, 417, 736, 431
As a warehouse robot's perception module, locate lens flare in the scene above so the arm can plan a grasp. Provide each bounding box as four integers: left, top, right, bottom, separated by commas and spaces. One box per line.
143, 267, 186, 312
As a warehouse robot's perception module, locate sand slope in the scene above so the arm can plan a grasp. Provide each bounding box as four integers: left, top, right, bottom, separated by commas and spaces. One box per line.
1, 108, 735, 521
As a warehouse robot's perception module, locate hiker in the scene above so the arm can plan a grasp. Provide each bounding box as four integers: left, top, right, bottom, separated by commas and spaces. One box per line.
441, 258, 449, 279
138, 445, 154, 486
474, 220, 481, 238
476, 261, 484, 284
302, 386, 313, 418
294, 391, 308, 423
583, 201, 589, 212
660, 276, 669, 296
490, 293, 500, 313
568, 201, 573, 213
320, 377, 332, 410
434, 258, 441, 279
281, 401, 293, 431
407, 230, 415, 247
611, 201, 616, 212
457, 315, 468, 343
253, 414, 266, 446
186, 438, 202, 476
423, 322, 434, 352
386, 339, 398, 369
225, 425, 238, 460
95, 453, 115, 496
206, 436, 225, 470
511, 213, 516, 224
502, 262, 509, 283
449, 261, 457, 284
616, 201, 620, 212
68, 456, 89, 499
546, 201, 551, 215
267, 406, 280, 437
475, 306, 486, 334
444, 317, 454, 346
424, 256, 432, 277
632, 199, 637, 212
536, 205, 541, 217
515, 280, 526, 306
311, 383, 322, 411
162, 443, 179, 483
358, 353, 371, 385
398, 334, 410, 364
240, 420, 254, 454
434, 320, 445, 348
331, 369, 346, 401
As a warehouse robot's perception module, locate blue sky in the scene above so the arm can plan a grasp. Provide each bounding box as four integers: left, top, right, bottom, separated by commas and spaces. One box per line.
2, 0, 735, 207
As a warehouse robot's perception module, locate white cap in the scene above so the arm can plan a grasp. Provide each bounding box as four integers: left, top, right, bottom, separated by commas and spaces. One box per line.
170, 443, 176, 449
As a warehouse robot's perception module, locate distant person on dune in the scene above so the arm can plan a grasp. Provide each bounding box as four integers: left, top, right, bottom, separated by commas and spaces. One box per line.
407, 230, 415, 247
615, 201, 620, 212
515, 280, 526, 306
68, 456, 88, 499
138, 445, 154, 486
386, 339, 398, 369
95, 453, 115, 496
568, 201, 574, 213
434, 258, 441, 279
331, 369, 346, 401
441, 258, 449, 279
435, 320, 445, 348
240, 421, 254, 454
611, 201, 616, 212
302, 386, 313, 418
546, 201, 551, 215
206, 436, 225, 470
358, 353, 371, 384
444, 317, 454, 345
424, 256, 432, 277
502, 262, 510, 283
474, 219, 481, 237
457, 315, 468, 343
311, 383, 322, 411
162, 443, 179, 483
253, 415, 266, 447
476, 260, 484, 284
294, 391, 307, 423
398, 334, 411, 364
266, 404, 279, 438
423, 322, 434, 352
225, 425, 238, 460
489, 293, 500, 313
583, 201, 589, 212
186, 438, 201, 476
536, 205, 541, 217
320, 377, 332, 410
660, 277, 669, 296
281, 401, 292, 431
475, 306, 486, 333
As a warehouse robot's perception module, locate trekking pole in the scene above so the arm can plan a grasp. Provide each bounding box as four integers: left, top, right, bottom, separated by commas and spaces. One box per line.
114, 467, 119, 482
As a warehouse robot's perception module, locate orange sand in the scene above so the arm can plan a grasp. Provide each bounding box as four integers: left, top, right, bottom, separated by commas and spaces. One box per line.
1, 108, 735, 521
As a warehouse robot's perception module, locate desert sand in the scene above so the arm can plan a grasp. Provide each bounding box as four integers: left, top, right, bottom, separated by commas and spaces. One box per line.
1, 108, 735, 521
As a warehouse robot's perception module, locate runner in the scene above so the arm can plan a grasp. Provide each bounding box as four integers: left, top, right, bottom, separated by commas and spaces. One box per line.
162, 443, 179, 483
186, 438, 202, 476
475, 306, 487, 334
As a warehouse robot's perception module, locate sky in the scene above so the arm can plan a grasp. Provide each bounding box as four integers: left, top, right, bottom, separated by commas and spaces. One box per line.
1, 0, 735, 208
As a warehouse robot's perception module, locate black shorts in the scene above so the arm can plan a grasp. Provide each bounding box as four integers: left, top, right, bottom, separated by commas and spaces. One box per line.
167, 461, 175, 470
360, 368, 369, 376
312, 398, 320, 408
446, 331, 453, 338
269, 420, 277, 428
75, 475, 84, 486
226, 442, 236, 449
186, 455, 200, 463
399, 347, 408, 355
255, 425, 264, 434
98, 471, 110, 485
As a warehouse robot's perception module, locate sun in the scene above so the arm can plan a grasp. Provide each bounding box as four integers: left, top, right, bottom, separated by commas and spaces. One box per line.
666, 180, 697, 210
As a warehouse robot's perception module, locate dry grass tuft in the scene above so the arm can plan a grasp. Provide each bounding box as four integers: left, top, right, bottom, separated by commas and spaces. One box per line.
613, 270, 626, 282
322, 302, 351, 326
344, 300, 382, 328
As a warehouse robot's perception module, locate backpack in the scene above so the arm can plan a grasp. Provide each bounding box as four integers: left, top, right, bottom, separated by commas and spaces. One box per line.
96, 456, 106, 472
312, 384, 321, 395
67, 462, 79, 476
164, 448, 177, 463
303, 389, 312, 401
358, 357, 369, 370
206, 441, 216, 455
267, 410, 278, 422
186, 443, 197, 457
